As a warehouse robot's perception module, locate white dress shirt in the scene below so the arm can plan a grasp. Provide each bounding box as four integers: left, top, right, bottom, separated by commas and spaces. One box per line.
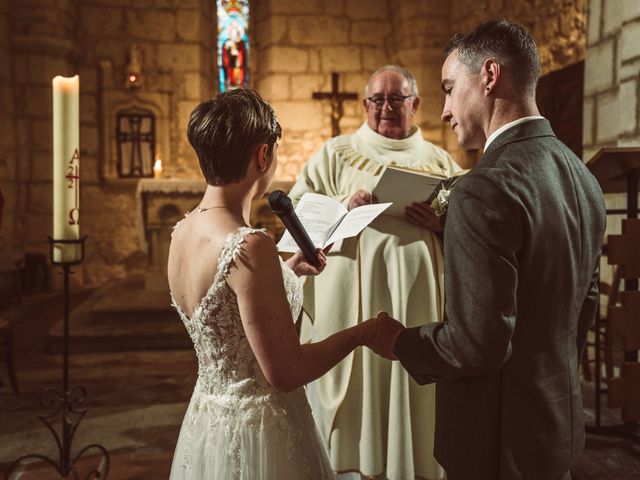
484, 115, 545, 151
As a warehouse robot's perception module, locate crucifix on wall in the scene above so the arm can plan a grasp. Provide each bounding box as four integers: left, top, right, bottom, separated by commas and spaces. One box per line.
312, 72, 358, 137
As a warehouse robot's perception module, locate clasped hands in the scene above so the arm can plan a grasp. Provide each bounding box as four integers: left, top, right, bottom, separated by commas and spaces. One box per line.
364, 312, 405, 360
348, 190, 442, 233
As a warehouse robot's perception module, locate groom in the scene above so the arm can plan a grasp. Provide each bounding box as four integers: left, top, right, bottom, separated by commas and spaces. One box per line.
370, 20, 606, 480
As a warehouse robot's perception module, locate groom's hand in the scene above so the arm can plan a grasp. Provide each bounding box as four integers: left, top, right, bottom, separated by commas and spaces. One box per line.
368, 311, 404, 360
405, 202, 443, 233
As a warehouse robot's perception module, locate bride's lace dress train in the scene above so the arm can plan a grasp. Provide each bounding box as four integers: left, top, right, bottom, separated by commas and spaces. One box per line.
169, 226, 334, 480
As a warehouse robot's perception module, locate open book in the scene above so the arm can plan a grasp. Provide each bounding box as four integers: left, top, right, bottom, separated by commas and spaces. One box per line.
372, 166, 467, 218
276, 192, 391, 253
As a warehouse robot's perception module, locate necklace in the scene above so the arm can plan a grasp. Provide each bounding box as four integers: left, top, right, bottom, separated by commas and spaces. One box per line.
197, 206, 235, 213
196, 206, 248, 218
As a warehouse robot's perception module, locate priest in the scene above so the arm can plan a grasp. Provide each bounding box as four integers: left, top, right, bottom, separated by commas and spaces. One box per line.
289, 65, 460, 480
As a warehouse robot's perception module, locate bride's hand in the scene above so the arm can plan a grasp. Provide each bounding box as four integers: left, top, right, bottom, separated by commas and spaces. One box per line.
359, 316, 379, 349
286, 249, 327, 277
362, 312, 403, 360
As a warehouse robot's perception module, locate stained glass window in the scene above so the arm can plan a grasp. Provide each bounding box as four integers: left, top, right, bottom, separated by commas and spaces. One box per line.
217, 0, 250, 92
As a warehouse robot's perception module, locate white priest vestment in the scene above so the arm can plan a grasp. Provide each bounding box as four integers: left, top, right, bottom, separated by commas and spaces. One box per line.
289, 122, 460, 480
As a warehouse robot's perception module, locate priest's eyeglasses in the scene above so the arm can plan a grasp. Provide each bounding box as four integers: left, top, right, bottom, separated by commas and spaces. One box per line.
365, 94, 414, 110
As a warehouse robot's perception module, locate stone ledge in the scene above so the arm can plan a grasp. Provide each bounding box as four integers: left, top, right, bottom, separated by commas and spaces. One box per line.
47, 273, 191, 354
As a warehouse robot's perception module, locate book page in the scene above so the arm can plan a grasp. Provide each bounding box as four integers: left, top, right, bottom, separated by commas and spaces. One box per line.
276, 193, 348, 253
324, 202, 391, 246
373, 166, 444, 218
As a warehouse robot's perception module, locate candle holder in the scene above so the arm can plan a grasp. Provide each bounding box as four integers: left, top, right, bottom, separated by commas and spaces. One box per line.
4, 237, 110, 480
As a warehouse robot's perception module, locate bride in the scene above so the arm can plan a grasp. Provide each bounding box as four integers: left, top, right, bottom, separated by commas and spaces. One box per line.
168, 88, 378, 479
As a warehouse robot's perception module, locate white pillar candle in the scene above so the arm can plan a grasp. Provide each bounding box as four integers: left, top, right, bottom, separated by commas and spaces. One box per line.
52, 75, 80, 262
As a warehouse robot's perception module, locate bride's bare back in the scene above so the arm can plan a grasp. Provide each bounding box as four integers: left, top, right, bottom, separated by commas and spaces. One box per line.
167, 210, 244, 318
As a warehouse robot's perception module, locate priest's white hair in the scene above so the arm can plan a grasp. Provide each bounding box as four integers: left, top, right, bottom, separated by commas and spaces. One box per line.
365, 65, 419, 98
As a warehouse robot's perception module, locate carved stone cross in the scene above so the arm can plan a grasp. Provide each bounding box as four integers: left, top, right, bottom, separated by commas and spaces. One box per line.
312, 72, 358, 137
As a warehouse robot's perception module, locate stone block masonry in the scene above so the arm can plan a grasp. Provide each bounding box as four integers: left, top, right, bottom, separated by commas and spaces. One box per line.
0, 0, 602, 286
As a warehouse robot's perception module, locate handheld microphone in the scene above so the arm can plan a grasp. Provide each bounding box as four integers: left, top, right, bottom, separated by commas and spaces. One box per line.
268, 190, 320, 267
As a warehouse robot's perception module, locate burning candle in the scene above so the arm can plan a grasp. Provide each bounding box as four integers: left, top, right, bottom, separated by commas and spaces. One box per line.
52, 75, 80, 262
153, 157, 163, 178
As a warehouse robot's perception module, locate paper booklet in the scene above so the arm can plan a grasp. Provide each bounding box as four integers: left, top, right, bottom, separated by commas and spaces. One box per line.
276, 192, 392, 253
372, 166, 467, 218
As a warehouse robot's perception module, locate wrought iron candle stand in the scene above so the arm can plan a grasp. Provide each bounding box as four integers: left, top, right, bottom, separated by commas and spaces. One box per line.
4, 237, 110, 480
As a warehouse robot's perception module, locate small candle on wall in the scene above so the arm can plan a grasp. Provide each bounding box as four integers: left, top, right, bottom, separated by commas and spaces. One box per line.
153, 156, 163, 178
52, 75, 80, 262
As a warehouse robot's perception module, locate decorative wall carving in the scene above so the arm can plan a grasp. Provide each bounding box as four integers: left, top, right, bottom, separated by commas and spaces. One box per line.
98, 60, 171, 185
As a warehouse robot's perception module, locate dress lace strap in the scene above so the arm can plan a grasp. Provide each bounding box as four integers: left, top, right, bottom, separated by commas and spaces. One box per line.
170, 225, 268, 323
171, 212, 189, 238
212, 226, 267, 290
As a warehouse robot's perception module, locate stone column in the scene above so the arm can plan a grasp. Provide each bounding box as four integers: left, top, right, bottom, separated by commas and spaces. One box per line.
0, 0, 17, 251
9, 0, 79, 258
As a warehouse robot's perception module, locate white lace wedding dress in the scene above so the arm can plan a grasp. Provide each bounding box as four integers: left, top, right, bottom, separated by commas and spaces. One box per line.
169, 226, 335, 480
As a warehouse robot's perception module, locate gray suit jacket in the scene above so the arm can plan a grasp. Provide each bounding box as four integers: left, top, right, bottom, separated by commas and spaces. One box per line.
395, 119, 606, 480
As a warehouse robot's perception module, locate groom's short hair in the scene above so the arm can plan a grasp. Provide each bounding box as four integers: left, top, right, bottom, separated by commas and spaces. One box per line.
445, 19, 541, 96
187, 88, 281, 186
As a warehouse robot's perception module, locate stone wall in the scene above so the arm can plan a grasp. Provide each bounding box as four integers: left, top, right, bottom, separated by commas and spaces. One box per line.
583, 0, 640, 161
75, 0, 215, 282
583, 0, 640, 282
451, 0, 586, 75
2, 0, 215, 285
2, 0, 594, 286
7, 0, 79, 273
447, 0, 587, 166
387, 0, 450, 146
252, 0, 392, 182
253, 0, 461, 180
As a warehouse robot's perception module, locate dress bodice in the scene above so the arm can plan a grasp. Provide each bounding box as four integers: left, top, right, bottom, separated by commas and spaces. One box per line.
168, 224, 335, 479
171, 226, 303, 397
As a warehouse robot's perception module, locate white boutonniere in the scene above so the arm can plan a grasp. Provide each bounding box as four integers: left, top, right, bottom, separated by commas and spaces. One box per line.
431, 187, 451, 218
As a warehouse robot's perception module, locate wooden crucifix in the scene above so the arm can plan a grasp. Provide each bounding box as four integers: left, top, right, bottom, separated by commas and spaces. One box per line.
312, 72, 358, 137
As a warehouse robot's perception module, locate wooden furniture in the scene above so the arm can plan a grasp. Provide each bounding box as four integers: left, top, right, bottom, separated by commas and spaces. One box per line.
607, 219, 640, 421
0, 316, 19, 394
581, 266, 621, 382
586, 147, 640, 440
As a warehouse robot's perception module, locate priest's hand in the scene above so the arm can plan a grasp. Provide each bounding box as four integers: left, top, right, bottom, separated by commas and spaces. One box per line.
405, 202, 443, 233
286, 249, 327, 277
366, 311, 405, 360
348, 190, 378, 211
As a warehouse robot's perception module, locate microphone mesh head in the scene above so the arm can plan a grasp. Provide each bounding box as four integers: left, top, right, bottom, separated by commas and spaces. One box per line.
268, 190, 292, 213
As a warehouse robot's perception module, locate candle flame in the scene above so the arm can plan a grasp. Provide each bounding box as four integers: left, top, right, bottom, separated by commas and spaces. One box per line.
153, 158, 163, 178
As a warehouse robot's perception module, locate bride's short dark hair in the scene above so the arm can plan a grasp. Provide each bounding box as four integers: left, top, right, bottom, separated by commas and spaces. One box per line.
187, 88, 282, 186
